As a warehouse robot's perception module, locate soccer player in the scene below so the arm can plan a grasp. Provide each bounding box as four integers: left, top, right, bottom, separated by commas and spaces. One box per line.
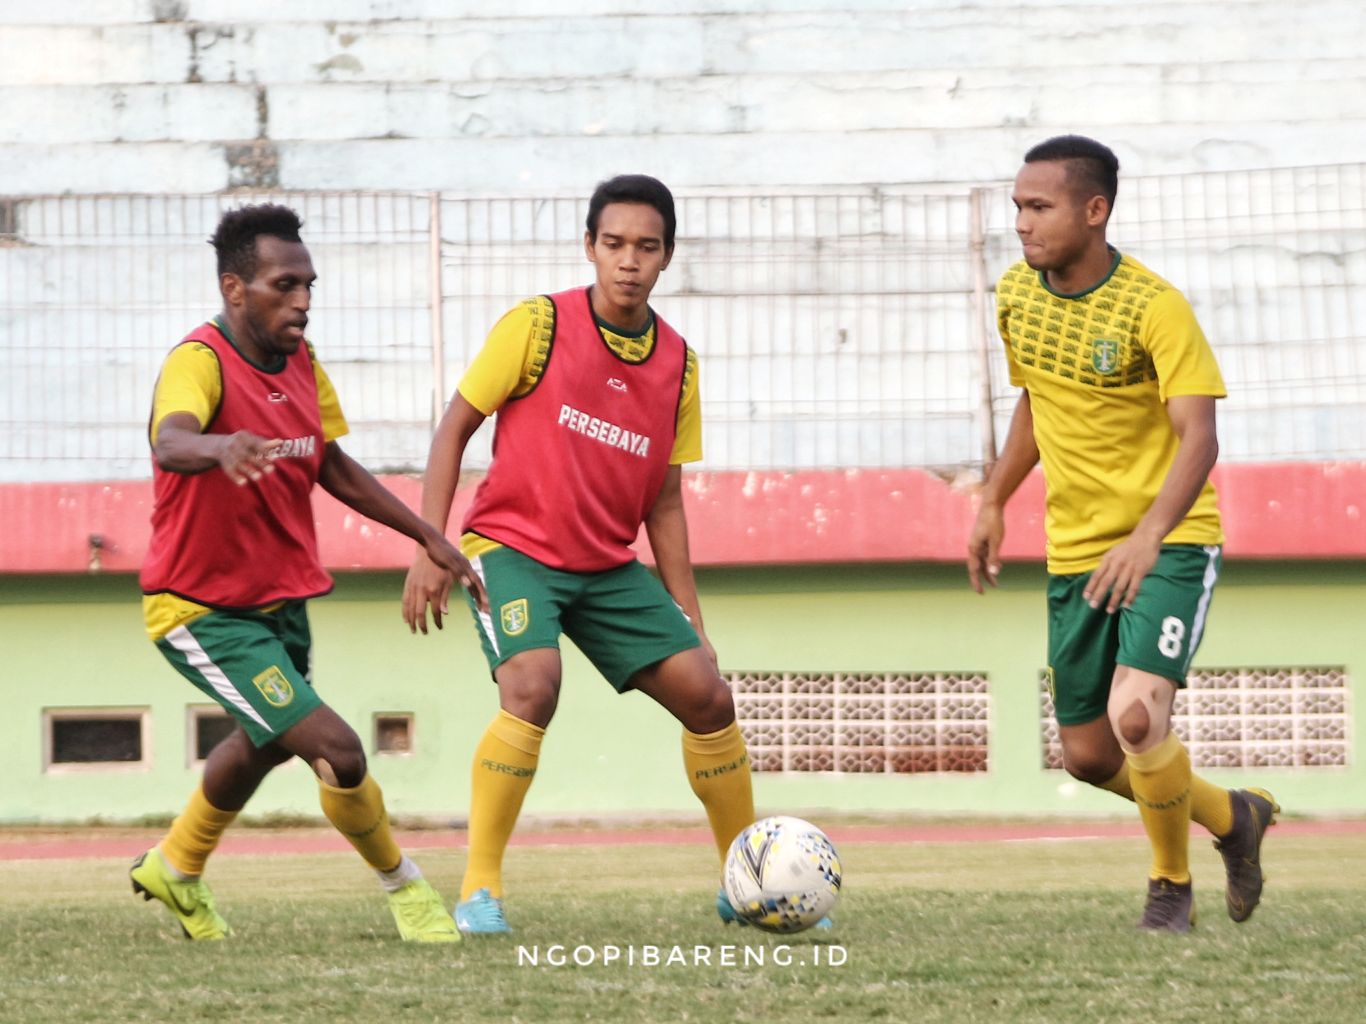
967, 136, 1279, 932
403, 175, 758, 934
133, 204, 486, 943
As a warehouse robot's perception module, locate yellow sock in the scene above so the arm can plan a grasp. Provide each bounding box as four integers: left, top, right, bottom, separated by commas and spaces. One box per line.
1097, 762, 1133, 799
1098, 760, 1233, 836
318, 773, 402, 872
461, 709, 544, 901
160, 785, 237, 877
1127, 733, 1192, 884
1189, 775, 1234, 836
682, 721, 755, 864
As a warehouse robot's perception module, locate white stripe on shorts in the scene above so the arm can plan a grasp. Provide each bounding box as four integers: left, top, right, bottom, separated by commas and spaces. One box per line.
1182, 545, 1221, 676
470, 555, 500, 657
165, 624, 272, 732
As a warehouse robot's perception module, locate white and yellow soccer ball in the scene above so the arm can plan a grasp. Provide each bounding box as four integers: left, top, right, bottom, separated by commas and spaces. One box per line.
722, 815, 842, 933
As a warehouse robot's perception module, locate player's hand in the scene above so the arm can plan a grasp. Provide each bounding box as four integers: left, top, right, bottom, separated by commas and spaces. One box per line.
967, 501, 1005, 594
1083, 532, 1162, 614
424, 534, 489, 616
216, 431, 282, 486
402, 548, 453, 635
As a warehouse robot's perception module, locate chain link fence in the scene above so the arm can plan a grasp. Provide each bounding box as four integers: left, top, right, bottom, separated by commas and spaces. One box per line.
3, 164, 1364, 483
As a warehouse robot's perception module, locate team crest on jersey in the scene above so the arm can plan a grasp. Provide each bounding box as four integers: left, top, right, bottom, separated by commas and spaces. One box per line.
252, 666, 295, 707
500, 598, 530, 636
1090, 338, 1121, 374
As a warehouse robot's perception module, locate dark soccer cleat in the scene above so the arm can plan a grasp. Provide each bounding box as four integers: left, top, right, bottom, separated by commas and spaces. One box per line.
1138, 877, 1195, 933
1213, 787, 1280, 923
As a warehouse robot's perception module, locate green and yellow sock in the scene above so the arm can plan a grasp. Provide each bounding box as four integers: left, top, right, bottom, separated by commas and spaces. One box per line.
319, 773, 402, 872
1127, 733, 1192, 884
461, 709, 544, 901
682, 721, 755, 863
160, 785, 237, 877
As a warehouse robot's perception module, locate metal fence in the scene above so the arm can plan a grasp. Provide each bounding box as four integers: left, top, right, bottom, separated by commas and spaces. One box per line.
2, 164, 1364, 483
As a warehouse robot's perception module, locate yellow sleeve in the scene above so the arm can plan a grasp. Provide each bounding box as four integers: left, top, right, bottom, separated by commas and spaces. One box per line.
1142, 290, 1227, 402
150, 342, 221, 445
670, 346, 702, 465
457, 299, 542, 416
996, 285, 1025, 388
307, 344, 350, 442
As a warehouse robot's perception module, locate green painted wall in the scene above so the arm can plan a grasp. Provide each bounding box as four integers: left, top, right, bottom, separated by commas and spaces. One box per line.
2, 562, 1362, 824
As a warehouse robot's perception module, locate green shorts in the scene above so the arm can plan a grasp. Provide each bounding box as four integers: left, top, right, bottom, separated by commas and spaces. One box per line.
464, 545, 701, 692
1046, 544, 1222, 726
154, 601, 323, 747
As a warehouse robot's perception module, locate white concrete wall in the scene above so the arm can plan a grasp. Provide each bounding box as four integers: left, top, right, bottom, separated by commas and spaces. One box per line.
1, 0, 1364, 194
3, 1, 1365, 481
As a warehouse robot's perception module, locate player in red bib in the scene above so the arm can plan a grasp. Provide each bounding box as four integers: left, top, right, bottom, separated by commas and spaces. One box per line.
133, 204, 486, 943
404, 175, 764, 934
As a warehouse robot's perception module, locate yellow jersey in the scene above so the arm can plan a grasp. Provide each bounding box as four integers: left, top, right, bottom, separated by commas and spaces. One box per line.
996, 251, 1225, 574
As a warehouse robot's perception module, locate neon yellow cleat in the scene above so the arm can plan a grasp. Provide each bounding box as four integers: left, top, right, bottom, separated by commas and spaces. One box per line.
389, 879, 461, 943
130, 847, 230, 941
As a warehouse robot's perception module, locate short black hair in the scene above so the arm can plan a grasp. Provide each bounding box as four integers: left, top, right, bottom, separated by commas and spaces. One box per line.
1024, 135, 1120, 210
586, 174, 676, 251
210, 203, 304, 281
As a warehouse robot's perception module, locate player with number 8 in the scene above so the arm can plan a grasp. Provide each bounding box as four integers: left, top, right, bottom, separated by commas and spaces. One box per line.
967, 136, 1279, 933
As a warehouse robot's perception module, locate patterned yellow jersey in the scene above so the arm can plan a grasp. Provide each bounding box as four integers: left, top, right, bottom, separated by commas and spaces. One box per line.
996, 250, 1225, 574
457, 295, 701, 560
143, 336, 349, 639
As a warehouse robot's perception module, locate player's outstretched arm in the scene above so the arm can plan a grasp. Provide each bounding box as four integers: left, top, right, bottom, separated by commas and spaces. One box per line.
644, 464, 718, 671
403, 393, 488, 634
1083, 394, 1219, 613
967, 391, 1040, 593
316, 440, 488, 614
153, 412, 281, 484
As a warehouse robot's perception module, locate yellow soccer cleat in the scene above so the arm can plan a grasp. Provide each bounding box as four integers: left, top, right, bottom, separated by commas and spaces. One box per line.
130, 847, 230, 941
388, 879, 462, 943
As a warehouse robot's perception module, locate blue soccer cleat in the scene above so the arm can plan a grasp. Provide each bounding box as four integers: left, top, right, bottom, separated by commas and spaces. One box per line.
454, 887, 511, 935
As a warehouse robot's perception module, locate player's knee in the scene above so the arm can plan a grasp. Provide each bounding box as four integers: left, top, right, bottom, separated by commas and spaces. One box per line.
1111, 699, 1151, 749
502, 684, 558, 728
685, 681, 736, 734
1060, 748, 1118, 785
313, 745, 366, 789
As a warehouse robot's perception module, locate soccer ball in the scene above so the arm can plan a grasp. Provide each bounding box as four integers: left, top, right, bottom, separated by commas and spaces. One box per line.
722, 815, 842, 933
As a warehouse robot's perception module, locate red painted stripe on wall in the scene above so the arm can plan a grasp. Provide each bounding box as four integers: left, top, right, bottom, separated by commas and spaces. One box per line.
1, 463, 1362, 573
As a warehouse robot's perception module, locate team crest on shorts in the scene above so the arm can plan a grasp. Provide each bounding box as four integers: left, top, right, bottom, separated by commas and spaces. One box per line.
500, 598, 530, 636
1090, 338, 1121, 374
252, 666, 295, 707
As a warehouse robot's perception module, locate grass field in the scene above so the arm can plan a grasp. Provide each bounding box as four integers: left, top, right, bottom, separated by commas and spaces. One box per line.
2, 831, 1364, 1024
